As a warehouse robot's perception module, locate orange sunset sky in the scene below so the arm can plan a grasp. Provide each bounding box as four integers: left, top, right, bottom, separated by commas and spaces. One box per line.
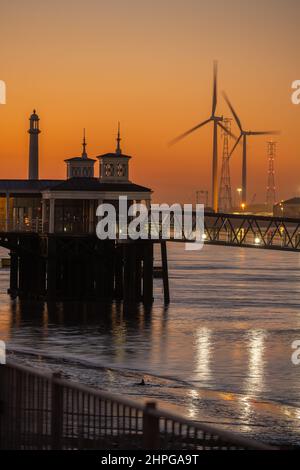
0, 0, 300, 204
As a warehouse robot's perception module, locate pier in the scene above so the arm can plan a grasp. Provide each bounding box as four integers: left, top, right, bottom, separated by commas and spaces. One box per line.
1, 209, 300, 304
0, 233, 170, 304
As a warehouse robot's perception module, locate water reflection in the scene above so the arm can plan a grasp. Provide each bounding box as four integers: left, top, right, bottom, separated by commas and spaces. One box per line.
238, 329, 266, 432
194, 327, 212, 383
1, 242, 300, 444
187, 389, 200, 419
245, 329, 266, 396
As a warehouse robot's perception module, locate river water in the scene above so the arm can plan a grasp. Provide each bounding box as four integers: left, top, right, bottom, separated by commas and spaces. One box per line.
1, 243, 300, 446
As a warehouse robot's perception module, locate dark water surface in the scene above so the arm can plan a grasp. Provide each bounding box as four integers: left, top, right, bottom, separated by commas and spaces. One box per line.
1, 244, 300, 445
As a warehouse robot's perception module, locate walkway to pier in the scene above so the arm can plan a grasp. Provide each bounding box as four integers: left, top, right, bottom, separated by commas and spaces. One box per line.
202, 212, 300, 252
0, 361, 273, 450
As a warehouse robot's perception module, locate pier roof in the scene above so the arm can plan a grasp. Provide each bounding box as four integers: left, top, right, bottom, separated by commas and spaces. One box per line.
0, 178, 151, 196
0, 179, 63, 194
64, 156, 96, 162
46, 177, 150, 192
97, 152, 131, 159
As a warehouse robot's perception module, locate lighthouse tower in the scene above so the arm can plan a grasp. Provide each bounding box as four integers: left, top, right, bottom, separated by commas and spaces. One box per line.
28, 110, 40, 180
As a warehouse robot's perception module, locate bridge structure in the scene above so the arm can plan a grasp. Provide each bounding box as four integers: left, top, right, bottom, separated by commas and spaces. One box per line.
201, 211, 300, 252
0, 211, 300, 305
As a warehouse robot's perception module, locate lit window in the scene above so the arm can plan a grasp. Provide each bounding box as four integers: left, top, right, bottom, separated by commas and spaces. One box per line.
105, 163, 114, 177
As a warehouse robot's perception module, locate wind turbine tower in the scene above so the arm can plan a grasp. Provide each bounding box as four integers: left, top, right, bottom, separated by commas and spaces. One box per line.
170, 62, 235, 212
266, 141, 277, 210
218, 118, 232, 211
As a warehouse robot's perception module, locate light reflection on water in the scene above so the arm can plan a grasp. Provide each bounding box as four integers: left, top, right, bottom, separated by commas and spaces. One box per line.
1, 244, 300, 445
195, 327, 212, 383
246, 329, 266, 395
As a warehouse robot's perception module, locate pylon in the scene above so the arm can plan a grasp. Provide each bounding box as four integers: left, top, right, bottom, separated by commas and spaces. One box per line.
218, 118, 232, 212
266, 141, 277, 210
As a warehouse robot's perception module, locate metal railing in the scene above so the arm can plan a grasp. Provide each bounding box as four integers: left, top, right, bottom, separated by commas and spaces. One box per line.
1, 212, 300, 253
0, 361, 274, 450
0, 218, 43, 233
202, 212, 300, 251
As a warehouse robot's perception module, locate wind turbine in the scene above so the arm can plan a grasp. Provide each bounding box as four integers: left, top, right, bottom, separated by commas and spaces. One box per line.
223, 92, 279, 207
170, 62, 235, 212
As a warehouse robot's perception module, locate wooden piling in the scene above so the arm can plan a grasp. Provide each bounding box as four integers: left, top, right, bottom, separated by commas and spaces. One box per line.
142, 242, 153, 304
135, 245, 142, 301
161, 241, 170, 304
114, 245, 124, 299
8, 251, 18, 296
46, 236, 57, 300
4, 234, 158, 304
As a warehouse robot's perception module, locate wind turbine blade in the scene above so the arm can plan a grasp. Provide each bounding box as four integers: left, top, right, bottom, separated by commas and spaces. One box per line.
168, 119, 211, 145
217, 121, 238, 140
248, 130, 280, 136
222, 92, 243, 132
212, 61, 218, 116
229, 134, 242, 158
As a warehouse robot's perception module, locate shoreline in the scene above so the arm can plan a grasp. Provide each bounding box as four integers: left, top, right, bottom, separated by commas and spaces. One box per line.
5, 350, 299, 448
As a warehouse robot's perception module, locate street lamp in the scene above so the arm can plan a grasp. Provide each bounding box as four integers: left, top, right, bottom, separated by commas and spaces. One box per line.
237, 188, 242, 208
280, 200, 284, 216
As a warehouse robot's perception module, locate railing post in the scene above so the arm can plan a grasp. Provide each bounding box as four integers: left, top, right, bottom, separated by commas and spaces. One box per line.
143, 401, 160, 450
51, 372, 63, 450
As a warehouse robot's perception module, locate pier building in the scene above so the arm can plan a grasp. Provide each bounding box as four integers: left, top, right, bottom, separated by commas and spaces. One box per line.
0, 112, 151, 233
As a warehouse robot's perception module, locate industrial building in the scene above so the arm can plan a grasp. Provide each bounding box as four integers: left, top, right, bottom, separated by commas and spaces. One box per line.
273, 198, 300, 218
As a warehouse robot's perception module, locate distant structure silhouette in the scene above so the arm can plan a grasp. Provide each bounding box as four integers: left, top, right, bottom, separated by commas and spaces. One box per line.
196, 190, 209, 206
223, 92, 279, 207
266, 141, 277, 210
28, 110, 40, 180
218, 118, 232, 211
116, 122, 122, 155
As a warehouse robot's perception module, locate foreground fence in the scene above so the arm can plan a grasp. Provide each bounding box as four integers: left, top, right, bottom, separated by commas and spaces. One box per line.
0, 361, 273, 450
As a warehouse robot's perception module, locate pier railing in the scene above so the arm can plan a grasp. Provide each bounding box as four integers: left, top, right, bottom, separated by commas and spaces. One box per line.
2, 212, 300, 252
0, 218, 43, 233
0, 361, 273, 450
